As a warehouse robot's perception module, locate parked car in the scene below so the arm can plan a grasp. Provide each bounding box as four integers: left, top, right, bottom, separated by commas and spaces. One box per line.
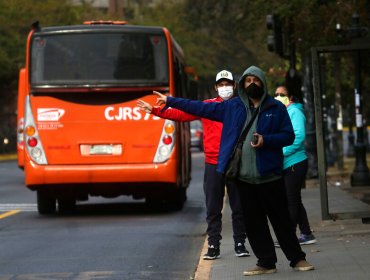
190, 120, 204, 151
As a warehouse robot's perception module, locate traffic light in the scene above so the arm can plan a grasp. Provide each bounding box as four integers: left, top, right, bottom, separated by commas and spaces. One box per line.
266, 14, 284, 57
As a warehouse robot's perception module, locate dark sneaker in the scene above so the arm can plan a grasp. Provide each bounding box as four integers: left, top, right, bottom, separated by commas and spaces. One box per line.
203, 245, 220, 260
294, 260, 315, 271
299, 234, 317, 245
235, 243, 250, 257
243, 266, 277, 276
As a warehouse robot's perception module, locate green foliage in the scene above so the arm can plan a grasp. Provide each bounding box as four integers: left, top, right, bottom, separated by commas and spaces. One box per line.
128, 0, 370, 117
1, 0, 369, 108
129, 0, 279, 80
0, 0, 107, 110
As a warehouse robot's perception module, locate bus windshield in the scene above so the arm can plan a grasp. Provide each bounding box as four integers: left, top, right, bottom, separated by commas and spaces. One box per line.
30, 32, 169, 87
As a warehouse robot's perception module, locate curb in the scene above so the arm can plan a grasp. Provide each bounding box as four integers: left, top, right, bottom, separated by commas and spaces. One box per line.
194, 195, 228, 280
193, 241, 212, 280
0, 154, 17, 161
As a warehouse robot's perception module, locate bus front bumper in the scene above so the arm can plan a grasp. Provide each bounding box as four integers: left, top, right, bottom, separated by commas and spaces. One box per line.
24, 158, 178, 187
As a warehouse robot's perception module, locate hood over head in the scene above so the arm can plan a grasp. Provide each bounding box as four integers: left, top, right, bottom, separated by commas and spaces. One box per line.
237, 66, 268, 104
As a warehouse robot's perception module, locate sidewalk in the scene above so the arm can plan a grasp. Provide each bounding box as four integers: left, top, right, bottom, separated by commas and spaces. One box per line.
194, 177, 370, 280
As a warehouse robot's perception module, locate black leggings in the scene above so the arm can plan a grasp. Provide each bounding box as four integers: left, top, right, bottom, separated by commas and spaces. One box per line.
283, 159, 312, 235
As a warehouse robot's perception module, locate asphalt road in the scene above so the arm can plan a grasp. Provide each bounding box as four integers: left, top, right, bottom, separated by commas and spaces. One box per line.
0, 152, 206, 280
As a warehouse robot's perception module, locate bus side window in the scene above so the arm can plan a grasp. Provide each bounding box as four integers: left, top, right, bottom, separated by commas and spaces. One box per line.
173, 59, 188, 98
173, 59, 181, 97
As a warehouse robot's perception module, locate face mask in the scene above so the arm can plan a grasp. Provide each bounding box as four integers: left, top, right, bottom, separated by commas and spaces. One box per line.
244, 83, 264, 99
218, 86, 234, 100
275, 95, 290, 106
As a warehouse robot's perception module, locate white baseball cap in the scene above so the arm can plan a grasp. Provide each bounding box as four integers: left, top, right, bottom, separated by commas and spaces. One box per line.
215, 70, 234, 83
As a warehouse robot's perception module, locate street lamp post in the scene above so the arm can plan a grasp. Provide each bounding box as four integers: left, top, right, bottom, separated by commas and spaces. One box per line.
349, 13, 370, 186
351, 49, 370, 185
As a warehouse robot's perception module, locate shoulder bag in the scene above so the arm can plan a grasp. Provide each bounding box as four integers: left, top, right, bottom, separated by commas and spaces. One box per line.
225, 110, 258, 179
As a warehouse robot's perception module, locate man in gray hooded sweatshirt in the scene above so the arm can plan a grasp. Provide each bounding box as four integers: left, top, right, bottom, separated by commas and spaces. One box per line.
146, 66, 314, 276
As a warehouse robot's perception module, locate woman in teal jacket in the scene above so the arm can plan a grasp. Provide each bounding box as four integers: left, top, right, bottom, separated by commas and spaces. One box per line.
151, 66, 314, 276
275, 85, 316, 246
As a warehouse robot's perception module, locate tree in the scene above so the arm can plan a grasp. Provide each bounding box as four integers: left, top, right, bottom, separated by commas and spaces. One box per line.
131, 0, 282, 84
0, 0, 107, 103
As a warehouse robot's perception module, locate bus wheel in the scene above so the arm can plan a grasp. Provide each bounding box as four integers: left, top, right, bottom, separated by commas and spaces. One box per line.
57, 198, 76, 214
37, 190, 56, 215
167, 188, 187, 211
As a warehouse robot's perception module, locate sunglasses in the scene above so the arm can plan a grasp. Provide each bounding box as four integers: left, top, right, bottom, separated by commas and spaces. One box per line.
275, 93, 287, 97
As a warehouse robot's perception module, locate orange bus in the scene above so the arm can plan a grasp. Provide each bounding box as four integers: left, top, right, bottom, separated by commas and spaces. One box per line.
17, 21, 192, 214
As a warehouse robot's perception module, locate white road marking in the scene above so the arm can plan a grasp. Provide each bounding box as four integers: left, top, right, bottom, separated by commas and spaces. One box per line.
0, 204, 37, 212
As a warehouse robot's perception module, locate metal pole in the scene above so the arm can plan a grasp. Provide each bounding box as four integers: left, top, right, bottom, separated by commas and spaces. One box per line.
334, 53, 344, 170
303, 53, 318, 178
311, 49, 330, 220
350, 13, 370, 186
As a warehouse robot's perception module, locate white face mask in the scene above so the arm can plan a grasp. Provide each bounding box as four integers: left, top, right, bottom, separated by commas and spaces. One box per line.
275, 95, 290, 106
218, 86, 234, 100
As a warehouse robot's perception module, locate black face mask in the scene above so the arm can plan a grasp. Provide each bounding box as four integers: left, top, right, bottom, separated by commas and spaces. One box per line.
244, 83, 264, 99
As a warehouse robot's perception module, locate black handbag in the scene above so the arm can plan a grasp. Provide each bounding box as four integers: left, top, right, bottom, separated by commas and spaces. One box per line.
225, 110, 258, 179
225, 142, 243, 179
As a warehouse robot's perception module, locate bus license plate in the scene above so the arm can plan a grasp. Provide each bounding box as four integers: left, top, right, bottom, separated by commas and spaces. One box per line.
80, 144, 122, 156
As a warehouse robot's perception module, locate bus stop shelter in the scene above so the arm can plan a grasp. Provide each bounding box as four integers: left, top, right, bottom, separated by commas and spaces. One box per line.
311, 41, 370, 222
